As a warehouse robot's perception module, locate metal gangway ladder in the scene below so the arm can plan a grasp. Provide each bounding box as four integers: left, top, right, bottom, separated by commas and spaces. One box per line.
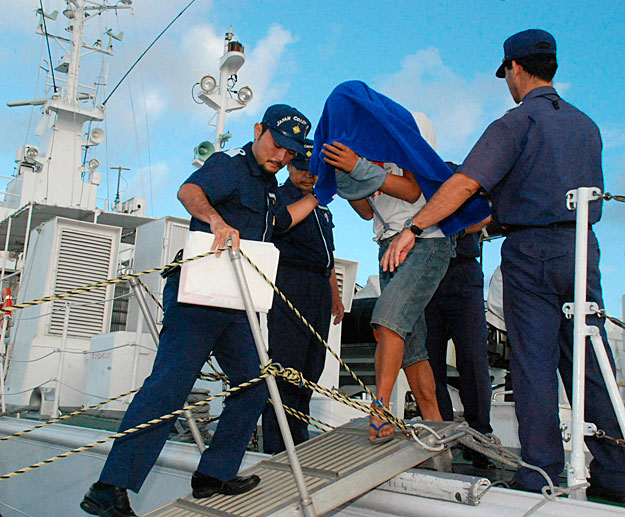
146, 418, 461, 516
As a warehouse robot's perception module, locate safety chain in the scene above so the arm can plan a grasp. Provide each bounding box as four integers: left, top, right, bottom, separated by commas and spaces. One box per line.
0, 247, 228, 316
597, 309, 625, 330
0, 388, 140, 443
595, 429, 625, 448
0, 373, 270, 480
603, 192, 625, 203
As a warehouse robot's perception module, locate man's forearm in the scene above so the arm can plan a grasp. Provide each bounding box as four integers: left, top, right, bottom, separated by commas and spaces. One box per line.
177, 183, 225, 228
413, 173, 481, 229
348, 199, 374, 220
287, 194, 318, 228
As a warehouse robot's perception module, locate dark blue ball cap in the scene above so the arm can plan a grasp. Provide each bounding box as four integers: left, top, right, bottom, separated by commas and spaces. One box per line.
261, 104, 311, 155
496, 29, 556, 78
290, 139, 314, 171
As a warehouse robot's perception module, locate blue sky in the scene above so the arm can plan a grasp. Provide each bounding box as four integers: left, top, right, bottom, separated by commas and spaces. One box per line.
1, 1, 624, 316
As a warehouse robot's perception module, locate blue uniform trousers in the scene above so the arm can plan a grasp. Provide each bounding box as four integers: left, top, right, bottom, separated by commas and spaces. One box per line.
262, 266, 332, 453
424, 259, 493, 434
100, 271, 268, 492
502, 228, 625, 490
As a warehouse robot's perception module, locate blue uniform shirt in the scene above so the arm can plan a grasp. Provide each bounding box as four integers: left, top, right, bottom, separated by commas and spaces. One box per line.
183, 142, 292, 241
273, 179, 335, 270
460, 86, 604, 226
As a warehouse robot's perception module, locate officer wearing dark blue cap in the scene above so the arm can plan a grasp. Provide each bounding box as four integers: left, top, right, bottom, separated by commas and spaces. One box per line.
81, 105, 318, 516
382, 29, 625, 500
262, 139, 344, 453
424, 163, 493, 469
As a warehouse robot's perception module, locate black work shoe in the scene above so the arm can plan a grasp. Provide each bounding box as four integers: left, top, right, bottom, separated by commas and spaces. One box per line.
80, 482, 138, 516
587, 480, 625, 504
191, 471, 260, 498
462, 447, 496, 470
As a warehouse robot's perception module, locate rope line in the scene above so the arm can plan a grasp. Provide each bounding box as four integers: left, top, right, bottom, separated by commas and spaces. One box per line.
0, 374, 269, 480
0, 388, 140, 443
0, 248, 227, 316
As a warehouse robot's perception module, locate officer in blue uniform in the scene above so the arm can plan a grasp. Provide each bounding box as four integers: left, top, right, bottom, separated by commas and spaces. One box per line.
262, 140, 344, 454
81, 105, 319, 516
424, 229, 493, 452
382, 30, 625, 500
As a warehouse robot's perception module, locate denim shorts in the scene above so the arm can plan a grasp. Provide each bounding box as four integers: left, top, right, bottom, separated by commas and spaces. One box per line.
372, 236, 452, 368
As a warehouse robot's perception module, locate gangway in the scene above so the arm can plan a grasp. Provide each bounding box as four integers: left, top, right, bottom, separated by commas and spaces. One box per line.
147, 418, 461, 516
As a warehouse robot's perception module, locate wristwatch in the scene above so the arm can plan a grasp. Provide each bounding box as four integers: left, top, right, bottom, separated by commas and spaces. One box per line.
404, 218, 423, 236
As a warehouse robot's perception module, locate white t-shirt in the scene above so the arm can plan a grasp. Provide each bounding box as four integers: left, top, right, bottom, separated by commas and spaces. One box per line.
367, 161, 445, 242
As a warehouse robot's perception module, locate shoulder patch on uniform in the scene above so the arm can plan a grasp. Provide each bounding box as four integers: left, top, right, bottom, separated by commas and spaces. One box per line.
225, 148, 246, 157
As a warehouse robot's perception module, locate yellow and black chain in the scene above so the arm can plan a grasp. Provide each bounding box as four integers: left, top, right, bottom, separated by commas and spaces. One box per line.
0, 373, 270, 480
603, 192, 625, 203
0, 388, 141, 443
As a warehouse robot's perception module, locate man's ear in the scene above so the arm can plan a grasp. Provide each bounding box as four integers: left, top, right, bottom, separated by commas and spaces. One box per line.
253, 123, 262, 141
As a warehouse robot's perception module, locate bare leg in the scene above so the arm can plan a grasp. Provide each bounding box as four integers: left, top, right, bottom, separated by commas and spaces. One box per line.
403, 360, 442, 421
370, 325, 404, 440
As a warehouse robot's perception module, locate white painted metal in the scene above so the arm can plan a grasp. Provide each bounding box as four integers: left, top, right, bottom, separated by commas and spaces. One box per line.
52, 302, 71, 419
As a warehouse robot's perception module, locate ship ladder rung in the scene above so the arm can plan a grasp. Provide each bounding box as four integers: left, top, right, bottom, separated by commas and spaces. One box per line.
147, 418, 462, 517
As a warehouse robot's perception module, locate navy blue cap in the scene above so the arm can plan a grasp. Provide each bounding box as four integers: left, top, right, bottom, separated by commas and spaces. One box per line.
496, 29, 556, 78
289, 139, 314, 171
261, 104, 311, 154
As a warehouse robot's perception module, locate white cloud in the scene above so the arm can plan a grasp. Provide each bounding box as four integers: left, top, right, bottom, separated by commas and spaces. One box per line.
375, 47, 513, 161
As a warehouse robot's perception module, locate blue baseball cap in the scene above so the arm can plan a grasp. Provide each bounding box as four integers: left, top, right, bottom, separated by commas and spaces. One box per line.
261, 104, 311, 154
495, 29, 556, 78
289, 139, 314, 171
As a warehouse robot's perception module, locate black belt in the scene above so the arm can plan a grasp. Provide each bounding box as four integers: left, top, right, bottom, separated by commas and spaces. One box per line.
280, 258, 331, 278
503, 221, 591, 235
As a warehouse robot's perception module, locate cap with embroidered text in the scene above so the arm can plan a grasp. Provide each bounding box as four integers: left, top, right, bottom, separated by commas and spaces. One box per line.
262, 104, 311, 154
496, 29, 556, 78
290, 139, 314, 171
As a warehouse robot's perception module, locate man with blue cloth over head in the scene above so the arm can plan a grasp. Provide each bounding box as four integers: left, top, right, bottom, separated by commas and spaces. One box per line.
382, 29, 625, 500
312, 83, 490, 442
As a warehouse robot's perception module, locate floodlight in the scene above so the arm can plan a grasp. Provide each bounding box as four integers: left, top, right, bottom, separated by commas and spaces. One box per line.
88, 159, 100, 170
237, 86, 253, 105
26, 146, 39, 158
200, 75, 217, 94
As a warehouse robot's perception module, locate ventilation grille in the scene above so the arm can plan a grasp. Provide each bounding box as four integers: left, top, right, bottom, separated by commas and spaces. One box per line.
48, 229, 114, 338
335, 263, 346, 300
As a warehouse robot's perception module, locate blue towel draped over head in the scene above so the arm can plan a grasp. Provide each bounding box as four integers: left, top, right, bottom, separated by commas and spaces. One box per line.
310, 80, 490, 236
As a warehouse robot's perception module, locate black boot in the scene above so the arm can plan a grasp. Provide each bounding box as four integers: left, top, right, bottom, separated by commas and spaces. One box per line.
80, 482, 138, 516
191, 471, 260, 498
462, 447, 496, 470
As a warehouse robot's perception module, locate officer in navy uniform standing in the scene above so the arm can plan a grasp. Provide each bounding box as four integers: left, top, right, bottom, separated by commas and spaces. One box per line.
423, 171, 493, 468
262, 139, 344, 454
382, 30, 625, 500
81, 105, 319, 516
